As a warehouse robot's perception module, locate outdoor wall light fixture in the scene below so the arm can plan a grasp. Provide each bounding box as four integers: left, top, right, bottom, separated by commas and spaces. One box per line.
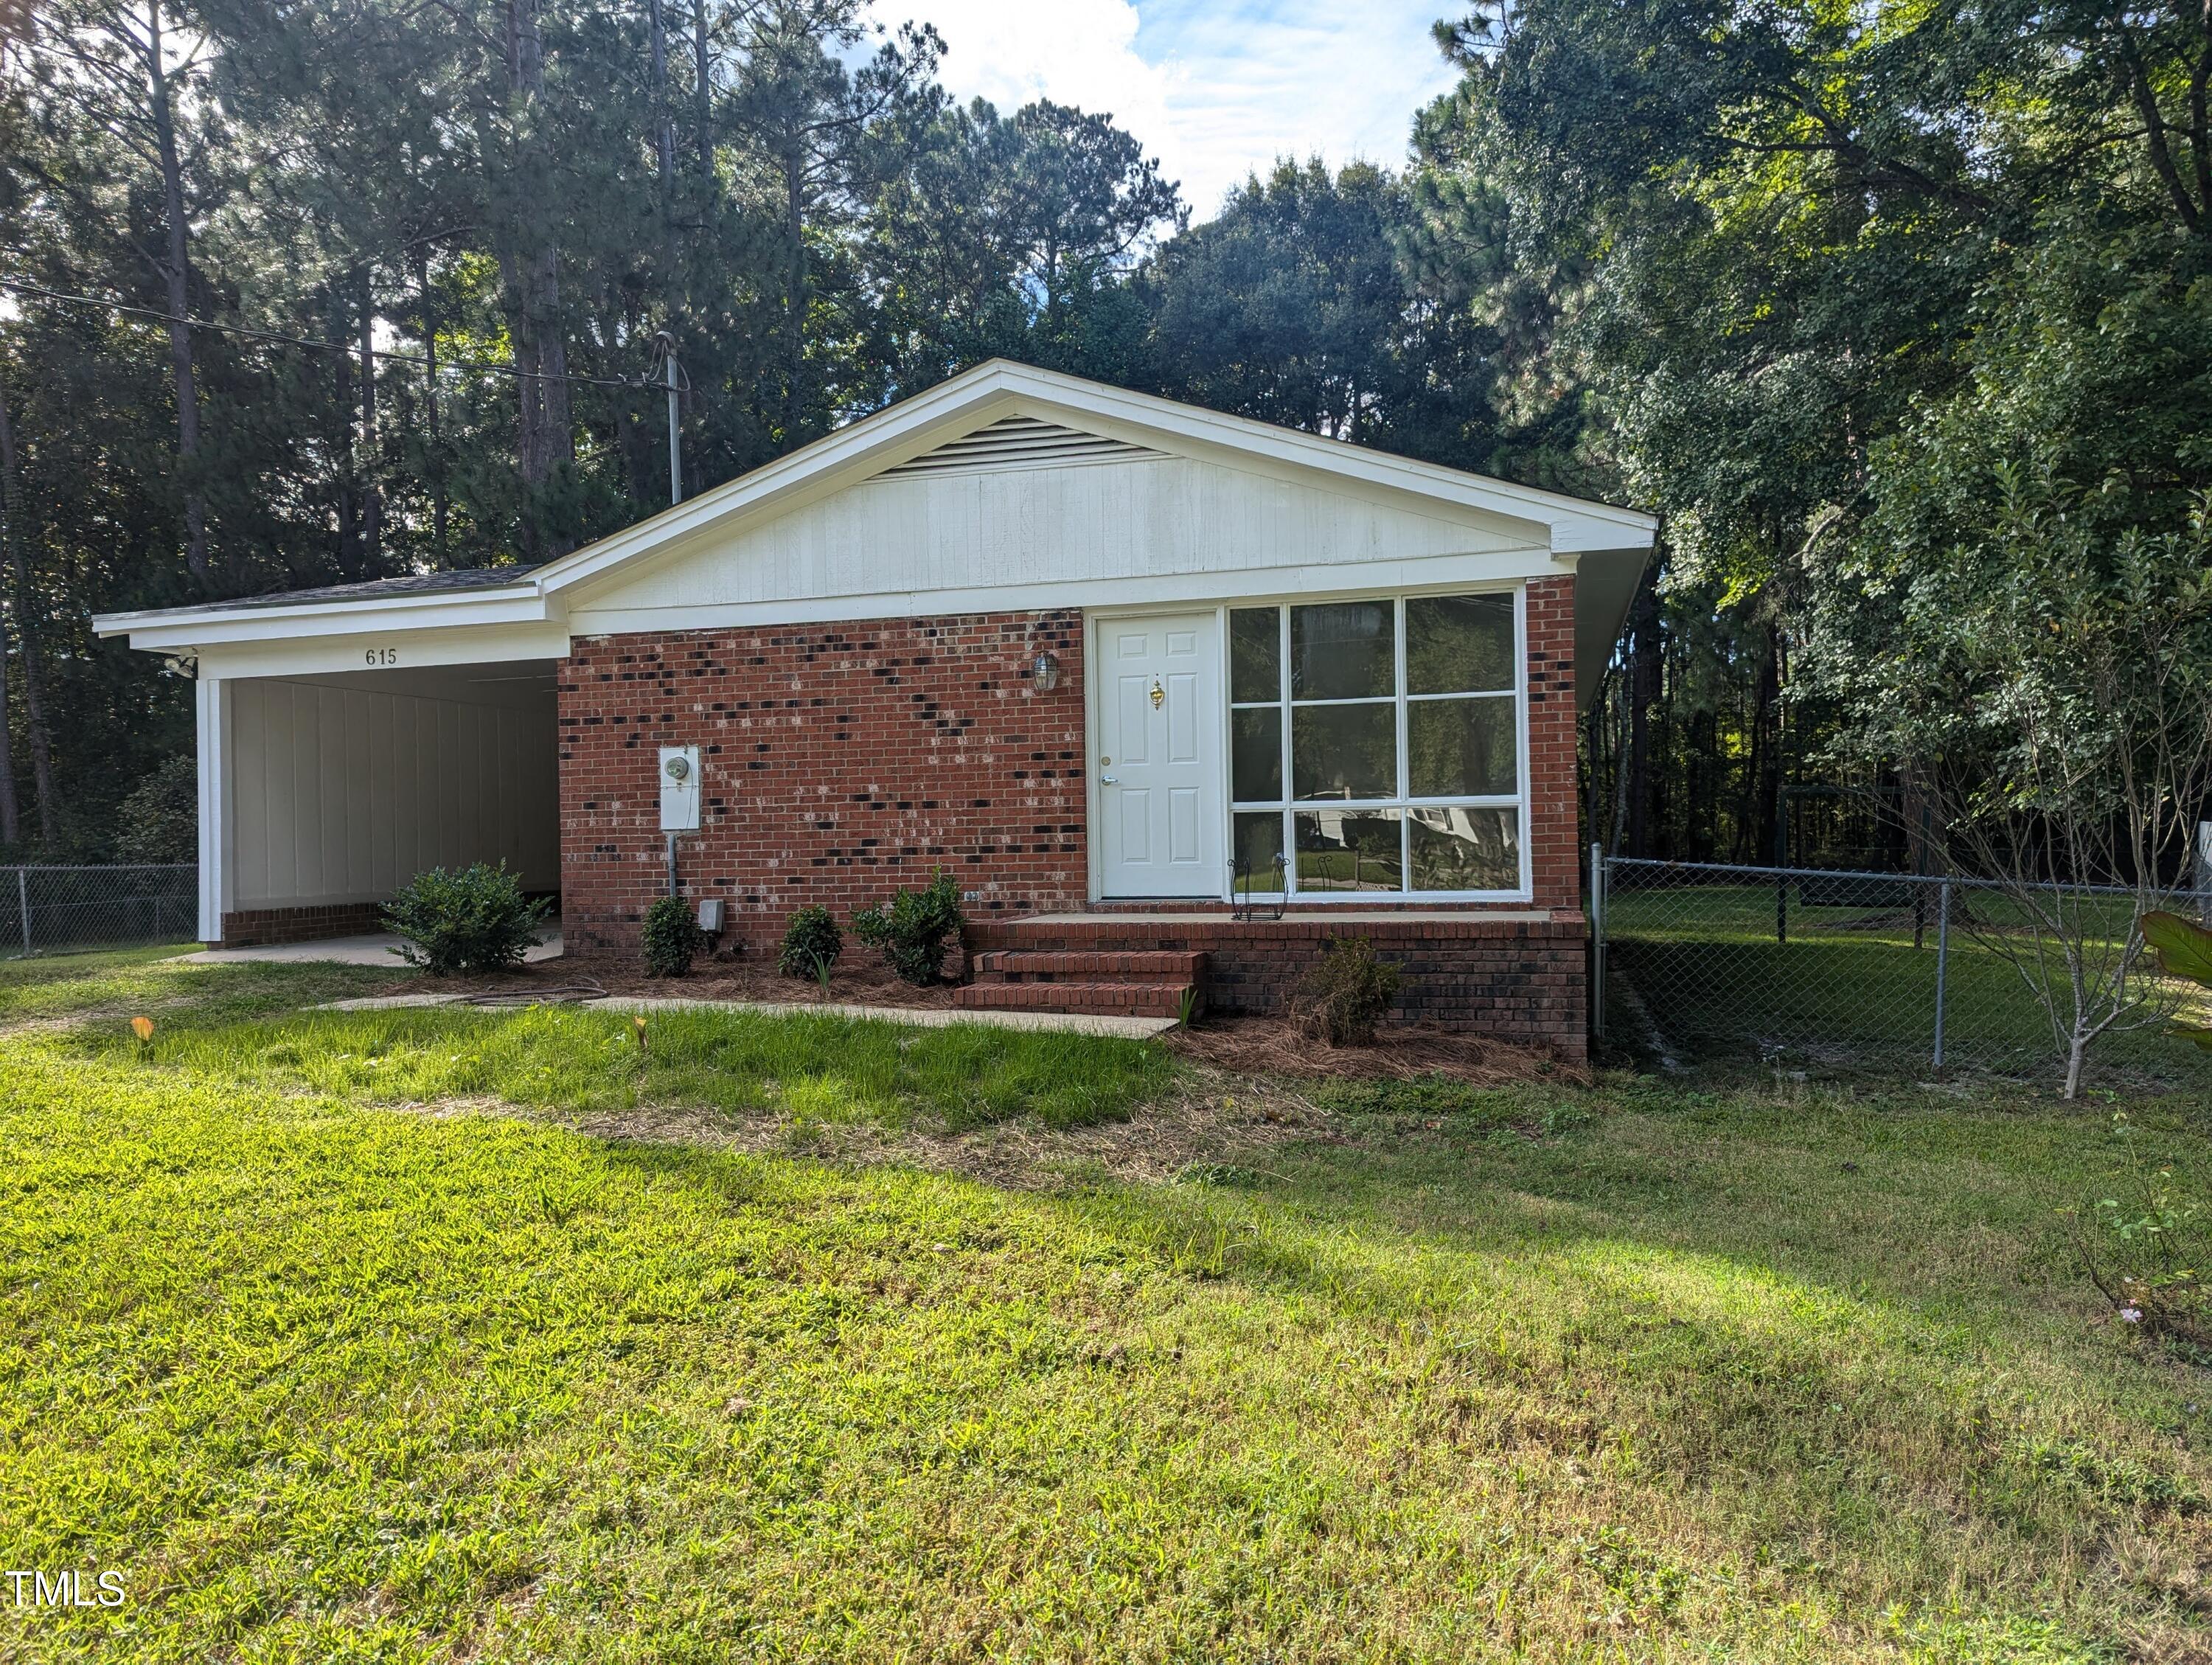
1031, 651, 1061, 692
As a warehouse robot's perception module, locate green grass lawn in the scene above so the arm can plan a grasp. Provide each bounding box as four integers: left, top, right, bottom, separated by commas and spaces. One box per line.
7, 952, 2212, 1661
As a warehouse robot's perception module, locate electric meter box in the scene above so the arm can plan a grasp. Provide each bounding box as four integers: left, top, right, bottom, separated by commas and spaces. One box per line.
658, 745, 701, 831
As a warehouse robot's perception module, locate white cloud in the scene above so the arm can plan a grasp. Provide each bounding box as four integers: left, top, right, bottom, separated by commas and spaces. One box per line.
866, 0, 1461, 218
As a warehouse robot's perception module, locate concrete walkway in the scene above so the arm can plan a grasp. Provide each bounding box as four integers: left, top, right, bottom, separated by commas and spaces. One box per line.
175, 931, 565, 967
315, 990, 1177, 1040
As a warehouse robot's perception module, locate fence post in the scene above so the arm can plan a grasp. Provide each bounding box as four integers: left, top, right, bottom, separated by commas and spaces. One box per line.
1590, 843, 1607, 1043
2197, 821, 2212, 925
1932, 876, 1952, 1071
16, 869, 28, 958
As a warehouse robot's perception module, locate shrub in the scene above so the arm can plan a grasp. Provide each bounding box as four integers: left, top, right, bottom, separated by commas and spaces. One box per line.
641, 895, 703, 978
383, 863, 551, 976
778, 905, 843, 981
1290, 936, 1404, 1046
115, 754, 198, 864
851, 869, 964, 986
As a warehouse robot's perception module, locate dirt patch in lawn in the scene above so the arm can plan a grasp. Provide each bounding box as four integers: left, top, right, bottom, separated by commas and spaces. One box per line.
1164, 1014, 1584, 1086
407, 1066, 1335, 1191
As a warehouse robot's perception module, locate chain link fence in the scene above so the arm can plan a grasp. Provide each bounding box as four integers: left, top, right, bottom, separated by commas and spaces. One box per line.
0, 866, 198, 959
1592, 854, 2212, 1085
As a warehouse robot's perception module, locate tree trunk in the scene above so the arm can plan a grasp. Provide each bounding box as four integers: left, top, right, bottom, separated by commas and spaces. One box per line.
1625, 574, 1662, 858
334, 297, 360, 579
0, 380, 58, 843
0, 378, 22, 844
358, 266, 381, 574
1754, 622, 1785, 863
498, 0, 575, 557
648, 0, 676, 192
142, 0, 208, 583
692, 0, 713, 175
782, 146, 805, 440
417, 248, 448, 561
647, 0, 680, 296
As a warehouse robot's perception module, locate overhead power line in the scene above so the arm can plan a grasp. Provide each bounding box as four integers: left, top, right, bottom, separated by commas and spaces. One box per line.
0, 275, 652, 391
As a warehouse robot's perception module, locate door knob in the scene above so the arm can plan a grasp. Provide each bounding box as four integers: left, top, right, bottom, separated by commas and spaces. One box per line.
1101, 774, 1118, 785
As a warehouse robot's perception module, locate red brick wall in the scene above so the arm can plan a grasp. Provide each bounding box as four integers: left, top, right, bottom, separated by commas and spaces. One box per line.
219, 901, 388, 947
558, 611, 1088, 957
1525, 573, 1580, 911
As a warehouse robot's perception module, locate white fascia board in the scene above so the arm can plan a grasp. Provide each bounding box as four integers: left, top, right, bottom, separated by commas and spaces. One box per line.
568, 546, 1559, 638
192, 619, 571, 681
94, 585, 552, 655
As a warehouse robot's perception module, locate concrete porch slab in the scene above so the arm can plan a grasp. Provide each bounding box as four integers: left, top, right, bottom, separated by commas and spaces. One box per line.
174, 931, 565, 967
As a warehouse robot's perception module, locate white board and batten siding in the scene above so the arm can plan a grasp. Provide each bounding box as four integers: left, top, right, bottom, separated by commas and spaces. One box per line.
223, 675, 557, 911
571, 450, 1554, 633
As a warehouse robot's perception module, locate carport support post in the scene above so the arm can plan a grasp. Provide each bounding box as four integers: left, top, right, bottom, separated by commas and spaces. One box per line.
1932, 877, 1952, 1071
194, 672, 229, 945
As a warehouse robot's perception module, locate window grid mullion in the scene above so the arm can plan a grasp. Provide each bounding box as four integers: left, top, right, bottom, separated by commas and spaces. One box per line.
1279, 604, 1294, 897
1243, 593, 1528, 900
1394, 596, 1409, 891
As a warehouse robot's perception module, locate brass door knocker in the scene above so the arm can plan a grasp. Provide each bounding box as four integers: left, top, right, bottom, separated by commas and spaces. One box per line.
1149, 677, 1165, 709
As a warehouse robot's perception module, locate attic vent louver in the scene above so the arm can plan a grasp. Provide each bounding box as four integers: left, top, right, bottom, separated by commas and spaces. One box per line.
882, 414, 1160, 477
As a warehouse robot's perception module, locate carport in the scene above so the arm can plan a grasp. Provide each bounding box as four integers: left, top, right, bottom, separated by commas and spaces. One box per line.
94, 569, 568, 948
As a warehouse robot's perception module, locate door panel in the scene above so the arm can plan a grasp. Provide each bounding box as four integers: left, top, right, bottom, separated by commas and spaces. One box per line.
1097, 613, 1222, 897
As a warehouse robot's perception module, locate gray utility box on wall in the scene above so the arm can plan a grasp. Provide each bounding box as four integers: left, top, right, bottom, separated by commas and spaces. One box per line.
658, 745, 701, 831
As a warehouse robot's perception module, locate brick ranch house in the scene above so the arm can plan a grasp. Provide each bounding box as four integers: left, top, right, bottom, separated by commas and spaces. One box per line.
97, 362, 1655, 1059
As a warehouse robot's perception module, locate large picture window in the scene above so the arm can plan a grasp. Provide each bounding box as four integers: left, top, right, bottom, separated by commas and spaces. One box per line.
1229, 591, 1524, 898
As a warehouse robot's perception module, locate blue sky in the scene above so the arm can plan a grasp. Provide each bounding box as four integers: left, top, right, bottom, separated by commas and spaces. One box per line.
865, 0, 1465, 217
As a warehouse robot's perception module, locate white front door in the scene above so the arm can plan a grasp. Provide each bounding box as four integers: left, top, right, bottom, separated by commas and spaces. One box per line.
1096, 613, 1222, 897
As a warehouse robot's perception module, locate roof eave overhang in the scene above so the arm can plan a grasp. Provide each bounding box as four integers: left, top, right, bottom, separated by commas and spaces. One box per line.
92, 583, 552, 653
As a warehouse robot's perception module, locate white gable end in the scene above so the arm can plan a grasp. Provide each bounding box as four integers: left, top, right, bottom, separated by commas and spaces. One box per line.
568, 448, 1546, 634
97, 361, 1651, 691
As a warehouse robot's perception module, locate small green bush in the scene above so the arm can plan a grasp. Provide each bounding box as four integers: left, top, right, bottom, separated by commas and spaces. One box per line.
851, 869, 964, 987
382, 863, 551, 976
641, 896, 703, 978
115, 754, 198, 864
1291, 936, 1404, 1046
778, 905, 843, 981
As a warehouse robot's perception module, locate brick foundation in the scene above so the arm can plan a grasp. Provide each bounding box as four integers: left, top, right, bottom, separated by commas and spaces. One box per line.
218, 901, 388, 947
558, 611, 1088, 958
968, 911, 1588, 1061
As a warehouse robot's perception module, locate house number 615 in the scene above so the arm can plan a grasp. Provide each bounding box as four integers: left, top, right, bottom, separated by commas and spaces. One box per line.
365, 646, 400, 667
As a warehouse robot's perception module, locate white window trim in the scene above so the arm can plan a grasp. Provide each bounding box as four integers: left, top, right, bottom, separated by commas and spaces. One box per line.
1220, 582, 1532, 905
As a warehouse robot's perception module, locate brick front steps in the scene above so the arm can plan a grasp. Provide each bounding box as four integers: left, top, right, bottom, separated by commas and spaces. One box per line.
953, 950, 1206, 1021
963, 911, 1590, 1062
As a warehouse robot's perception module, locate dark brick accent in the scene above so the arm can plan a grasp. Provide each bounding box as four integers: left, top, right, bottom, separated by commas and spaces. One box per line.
218, 901, 387, 947
558, 611, 1087, 958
